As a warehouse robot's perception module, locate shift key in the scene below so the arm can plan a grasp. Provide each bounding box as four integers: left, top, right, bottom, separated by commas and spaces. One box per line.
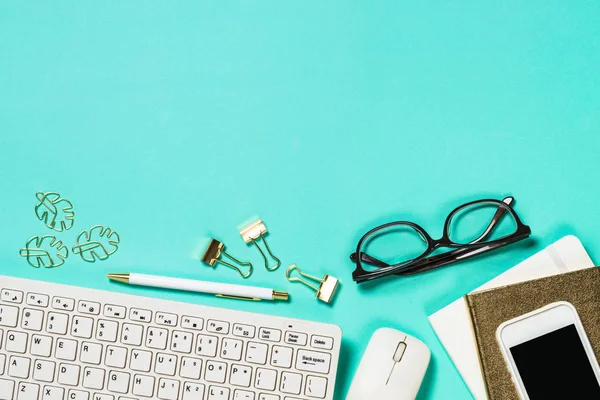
295, 349, 331, 374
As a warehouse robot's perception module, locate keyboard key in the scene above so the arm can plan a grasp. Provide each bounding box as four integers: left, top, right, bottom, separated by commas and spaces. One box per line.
146, 327, 168, 349
120, 323, 144, 346
157, 378, 180, 400
246, 342, 268, 365
1, 289, 23, 303
296, 349, 331, 374
33, 359, 56, 382
55, 338, 78, 361
0, 305, 19, 327
58, 363, 80, 386
71, 316, 94, 339
0, 378, 14, 399
78, 300, 101, 315
80, 342, 103, 365
8, 355, 31, 378
255, 368, 277, 391
180, 357, 202, 379
233, 389, 255, 400
0, 328, 3, 349
89, 393, 110, 400
230, 364, 252, 387
103, 304, 126, 319
156, 312, 178, 327
285, 331, 308, 346
305, 375, 328, 398
280, 372, 302, 394
83, 367, 105, 390
129, 308, 152, 323
42, 385, 65, 400
310, 335, 334, 350
17, 382, 39, 400
205, 360, 227, 383
155, 353, 177, 376
221, 338, 243, 361
26, 293, 49, 308
182, 382, 205, 400
170, 330, 193, 354
259, 328, 281, 342
207, 319, 230, 334
196, 334, 218, 357
105, 346, 127, 368
96, 320, 119, 342
6, 330, 28, 353
68, 389, 90, 400
132, 374, 155, 397
21, 308, 44, 331
233, 323, 256, 338
107, 370, 130, 393
271, 346, 293, 368
208, 385, 230, 400
0, 354, 5, 374
258, 394, 279, 400
181, 316, 203, 331
130, 350, 152, 372
46, 312, 69, 335
31, 334, 53, 357
52, 297, 75, 311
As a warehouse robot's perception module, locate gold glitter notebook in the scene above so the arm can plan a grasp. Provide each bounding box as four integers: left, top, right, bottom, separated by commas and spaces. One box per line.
465, 267, 600, 399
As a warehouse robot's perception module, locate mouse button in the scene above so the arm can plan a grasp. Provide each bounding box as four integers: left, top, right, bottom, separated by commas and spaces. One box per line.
393, 341, 407, 362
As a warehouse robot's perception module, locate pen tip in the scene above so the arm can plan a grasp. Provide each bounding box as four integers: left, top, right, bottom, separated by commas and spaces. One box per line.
107, 273, 130, 284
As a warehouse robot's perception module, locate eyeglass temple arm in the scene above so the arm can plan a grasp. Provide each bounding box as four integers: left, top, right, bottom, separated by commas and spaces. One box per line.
395, 239, 516, 276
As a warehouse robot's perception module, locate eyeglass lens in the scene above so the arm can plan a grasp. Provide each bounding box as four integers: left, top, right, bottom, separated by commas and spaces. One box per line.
447, 201, 517, 245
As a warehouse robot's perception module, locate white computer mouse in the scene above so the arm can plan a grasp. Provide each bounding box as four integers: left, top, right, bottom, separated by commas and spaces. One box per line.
346, 327, 431, 400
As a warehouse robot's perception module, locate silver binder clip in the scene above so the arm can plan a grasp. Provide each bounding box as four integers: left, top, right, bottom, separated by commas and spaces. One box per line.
239, 219, 281, 271
286, 264, 339, 304
201, 238, 253, 278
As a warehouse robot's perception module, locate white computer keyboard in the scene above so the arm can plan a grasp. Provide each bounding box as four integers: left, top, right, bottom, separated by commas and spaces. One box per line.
0, 275, 342, 400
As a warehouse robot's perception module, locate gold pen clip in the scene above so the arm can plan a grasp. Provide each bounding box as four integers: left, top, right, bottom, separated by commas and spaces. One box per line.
216, 294, 261, 301
201, 238, 253, 279
239, 219, 281, 271
286, 264, 339, 304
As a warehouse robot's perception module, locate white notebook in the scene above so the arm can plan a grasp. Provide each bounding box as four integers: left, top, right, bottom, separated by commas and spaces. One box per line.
429, 235, 595, 399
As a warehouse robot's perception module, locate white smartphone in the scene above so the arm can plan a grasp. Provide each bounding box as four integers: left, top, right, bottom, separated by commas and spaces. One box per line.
496, 301, 600, 399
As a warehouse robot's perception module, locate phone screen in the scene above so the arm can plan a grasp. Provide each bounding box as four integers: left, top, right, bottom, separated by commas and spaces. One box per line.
510, 324, 600, 398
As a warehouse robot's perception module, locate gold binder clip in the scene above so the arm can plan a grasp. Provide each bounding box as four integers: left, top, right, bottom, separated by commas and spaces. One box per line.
201, 238, 253, 278
286, 264, 339, 304
239, 219, 281, 271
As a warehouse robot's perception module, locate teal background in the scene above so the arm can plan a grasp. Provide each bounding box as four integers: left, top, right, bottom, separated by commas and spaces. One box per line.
1, 1, 599, 398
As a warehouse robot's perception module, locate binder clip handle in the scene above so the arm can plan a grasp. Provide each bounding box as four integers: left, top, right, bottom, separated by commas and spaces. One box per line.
240, 219, 281, 271
202, 238, 253, 279
286, 264, 339, 304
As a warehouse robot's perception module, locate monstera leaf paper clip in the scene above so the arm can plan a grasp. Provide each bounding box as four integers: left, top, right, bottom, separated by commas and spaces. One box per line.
72, 225, 120, 262
35, 191, 75, 232
19, 235, 69, 268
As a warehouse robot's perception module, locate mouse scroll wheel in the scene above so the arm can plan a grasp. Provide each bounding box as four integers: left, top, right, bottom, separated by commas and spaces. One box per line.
393, 342, 407, 362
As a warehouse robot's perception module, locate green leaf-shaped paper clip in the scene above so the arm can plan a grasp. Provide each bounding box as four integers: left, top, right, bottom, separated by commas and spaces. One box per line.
19, 235, 69, 268
35, 191, 75, 232
72, 225, 120, 262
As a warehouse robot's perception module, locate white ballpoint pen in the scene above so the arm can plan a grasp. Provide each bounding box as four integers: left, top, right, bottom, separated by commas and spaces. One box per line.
107, 273, 289, 302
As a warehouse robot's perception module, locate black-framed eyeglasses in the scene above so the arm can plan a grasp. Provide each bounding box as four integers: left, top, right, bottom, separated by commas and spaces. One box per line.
350, 196, 532, 284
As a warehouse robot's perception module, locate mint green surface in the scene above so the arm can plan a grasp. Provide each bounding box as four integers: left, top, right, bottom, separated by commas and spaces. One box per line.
1, 2, 600, 399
